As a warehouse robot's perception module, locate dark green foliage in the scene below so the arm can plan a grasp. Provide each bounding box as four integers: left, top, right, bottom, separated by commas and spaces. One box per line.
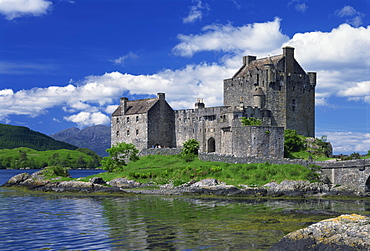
41, 166, 71, 178
241, 117, 262, 126
181, 139, 199, 161
0, 124, 77, 151
101, 142, 140, 172
0, 147, 101, 169
284, 129, 305, 157
341, 152, 361, 160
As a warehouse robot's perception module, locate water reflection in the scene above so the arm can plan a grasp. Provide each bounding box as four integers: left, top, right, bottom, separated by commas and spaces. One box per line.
1, 188, 369, 251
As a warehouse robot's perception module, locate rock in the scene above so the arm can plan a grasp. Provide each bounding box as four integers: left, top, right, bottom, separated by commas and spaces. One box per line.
264, 180, 330, 196
108, 178, 141, 188
189, 178, 225, 187
89, 177, 106, 185
4, 173, 32, 186
270, 214, 370, 251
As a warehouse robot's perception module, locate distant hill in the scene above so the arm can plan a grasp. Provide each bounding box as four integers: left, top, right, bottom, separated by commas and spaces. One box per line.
0, 124, 77, 151
50, 125, 111, 157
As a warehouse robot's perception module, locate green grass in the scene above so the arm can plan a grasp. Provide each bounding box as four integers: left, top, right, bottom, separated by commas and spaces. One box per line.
82, 154, 319, 187
0, 147, 101, 169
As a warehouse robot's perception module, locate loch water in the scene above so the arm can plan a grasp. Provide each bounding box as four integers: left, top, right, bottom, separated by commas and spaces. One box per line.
1, 170, 369, 251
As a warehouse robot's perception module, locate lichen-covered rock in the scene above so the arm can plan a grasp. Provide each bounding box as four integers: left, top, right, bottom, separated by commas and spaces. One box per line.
264, 180, 330, 196
270, 214, 370, 250
4, 173, 32, 186
108, 178, 141, 188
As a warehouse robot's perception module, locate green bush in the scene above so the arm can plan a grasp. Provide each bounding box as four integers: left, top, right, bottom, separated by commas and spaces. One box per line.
101, 142, 139, 172
181, 139, 199, 161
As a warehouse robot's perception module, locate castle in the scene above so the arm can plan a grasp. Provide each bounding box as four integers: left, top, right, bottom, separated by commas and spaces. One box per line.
111, 47, 316, 158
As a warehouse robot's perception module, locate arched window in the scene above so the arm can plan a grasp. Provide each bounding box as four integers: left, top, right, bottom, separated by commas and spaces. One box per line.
207, 137, 215, 153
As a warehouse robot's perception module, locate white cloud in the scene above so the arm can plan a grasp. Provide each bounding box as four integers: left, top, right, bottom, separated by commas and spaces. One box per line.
336, 6, 358, 18
64, 112, 110, 128
0, 0, 52, 20
317, 131, 370, 155
288, 0, 308, 13
173, 17, 289, 57
335, 6, 365, 27
183, 0, 208, 24
111, 52, 138, 66
1, 19, 369, 133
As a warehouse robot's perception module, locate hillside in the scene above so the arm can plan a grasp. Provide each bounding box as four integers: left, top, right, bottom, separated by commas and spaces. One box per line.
0, 147, 101, 169
0, 124, 77, 151
50, 125, 111, 157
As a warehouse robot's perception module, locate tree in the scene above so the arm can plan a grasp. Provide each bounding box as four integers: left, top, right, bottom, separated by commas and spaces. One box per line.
241, 117, 262, 126
181, 139, 199, 161
101, 142, 139, 172
284, 129, 305, 157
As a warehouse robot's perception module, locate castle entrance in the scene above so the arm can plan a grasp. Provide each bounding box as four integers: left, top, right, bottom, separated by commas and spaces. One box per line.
207, 137, 215, 153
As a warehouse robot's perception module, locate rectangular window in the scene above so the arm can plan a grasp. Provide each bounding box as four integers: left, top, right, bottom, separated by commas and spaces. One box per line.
136, 129, 139, 135
127, 117, 130, 123
127, 130, 130, 136
136, 116, 139, 122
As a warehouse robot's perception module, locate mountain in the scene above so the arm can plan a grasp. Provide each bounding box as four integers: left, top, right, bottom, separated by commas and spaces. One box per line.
50, 125, 111, 157
0, 124, 77, 151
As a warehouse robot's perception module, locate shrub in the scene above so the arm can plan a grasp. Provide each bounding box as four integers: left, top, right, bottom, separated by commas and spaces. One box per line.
241, 117, 262, 126
181, 139, 199, 161
101, 142, 139, 172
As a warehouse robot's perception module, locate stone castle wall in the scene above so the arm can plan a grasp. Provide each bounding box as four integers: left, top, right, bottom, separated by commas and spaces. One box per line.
111, 113, 149, 150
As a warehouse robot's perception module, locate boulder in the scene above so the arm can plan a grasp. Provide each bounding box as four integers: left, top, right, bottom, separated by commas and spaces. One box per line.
4, 173, 32, 186
270, 214, 370, 250
108, 178, 141, 188
264, 180, 330, 196
89, 177, 106, 185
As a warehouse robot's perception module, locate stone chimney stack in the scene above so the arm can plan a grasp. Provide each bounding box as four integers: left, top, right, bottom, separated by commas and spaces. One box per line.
120, 97, 128, 115
283, 46, 295, 73
195, 98, 205, 109
308, 72, 317, 87
243, 55, 257, 65
157, 93, 165, 100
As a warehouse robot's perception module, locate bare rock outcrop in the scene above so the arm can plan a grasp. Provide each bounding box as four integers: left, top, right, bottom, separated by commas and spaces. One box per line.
270, 214, 370, 251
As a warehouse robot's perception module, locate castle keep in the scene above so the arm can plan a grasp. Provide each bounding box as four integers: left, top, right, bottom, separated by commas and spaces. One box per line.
111, 47, 316, 158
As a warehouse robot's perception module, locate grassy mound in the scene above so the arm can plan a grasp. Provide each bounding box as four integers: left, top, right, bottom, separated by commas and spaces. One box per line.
82, 154, 319, 187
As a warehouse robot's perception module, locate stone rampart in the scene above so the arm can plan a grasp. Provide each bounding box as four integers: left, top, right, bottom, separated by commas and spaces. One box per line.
139, 148, 181, 157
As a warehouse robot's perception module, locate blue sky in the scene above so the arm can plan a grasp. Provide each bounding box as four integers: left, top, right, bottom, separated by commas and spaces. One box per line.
0, 0, 369, 155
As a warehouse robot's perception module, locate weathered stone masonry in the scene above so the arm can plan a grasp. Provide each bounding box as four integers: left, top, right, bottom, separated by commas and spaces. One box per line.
111, 47, 315, 159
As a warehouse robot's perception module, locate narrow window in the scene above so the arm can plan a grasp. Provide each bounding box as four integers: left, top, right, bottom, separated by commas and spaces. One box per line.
136, 116, 139, 122
116, 118, 119, 124
136, 129, 139, 135
127, 117, 130, 123
127, 130, 130, 136
116, 131, 119, 137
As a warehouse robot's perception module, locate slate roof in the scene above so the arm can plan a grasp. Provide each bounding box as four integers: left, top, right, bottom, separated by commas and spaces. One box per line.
112, 97, 158, 116
233, 54, 283, 78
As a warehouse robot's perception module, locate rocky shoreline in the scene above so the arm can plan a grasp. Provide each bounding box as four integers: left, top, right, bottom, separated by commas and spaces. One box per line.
2, 172, 370, 250
269, 214, 370, 250
2, 172, 369, 198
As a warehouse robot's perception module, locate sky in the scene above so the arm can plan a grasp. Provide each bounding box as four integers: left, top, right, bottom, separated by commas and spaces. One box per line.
0, 0, 369, 155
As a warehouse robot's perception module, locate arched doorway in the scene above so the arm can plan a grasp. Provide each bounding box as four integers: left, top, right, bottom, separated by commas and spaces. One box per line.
208, 137, 215, 153
366, 176, 370, 192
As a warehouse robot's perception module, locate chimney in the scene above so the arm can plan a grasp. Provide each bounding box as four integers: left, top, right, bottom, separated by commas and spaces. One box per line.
308, 72, 317, 87
120, 97, 128, 115
243, 55, 257, 65
157, 93, 165, 100
195, 98, 205, 109
283, 46, 295, 73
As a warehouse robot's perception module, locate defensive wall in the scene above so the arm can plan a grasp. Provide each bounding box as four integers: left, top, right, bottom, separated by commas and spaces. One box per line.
139, 148, 370, 192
